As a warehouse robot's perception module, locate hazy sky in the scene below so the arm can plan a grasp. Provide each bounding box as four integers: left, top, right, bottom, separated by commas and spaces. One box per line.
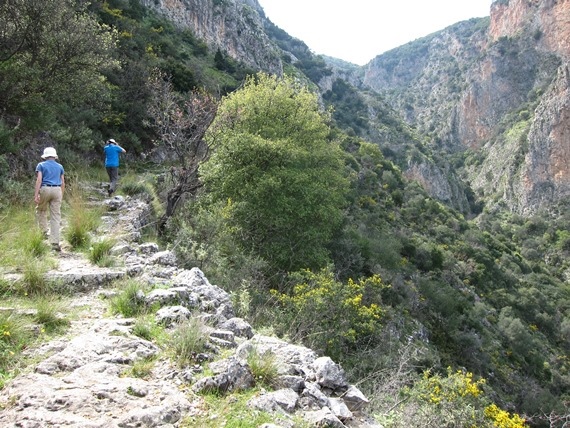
256, 1, 494, 65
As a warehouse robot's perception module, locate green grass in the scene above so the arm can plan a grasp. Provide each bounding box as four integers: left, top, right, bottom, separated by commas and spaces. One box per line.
0, 293, 74, 382
246, 348, 279, 389
24, 230, 50, 258
0, 207, 50, 269
89, 239, 115, 266
120, 174, 154, 198
169, 317, 207, 367
180, 388, 312, 428
132, 315, 167, 344
19, 258, 52, 296
0, 177, 104, 264
64, 178, 103, 250
109, 279, 148, 318
0, 311, 33, 376
34, 296, 71, 334
126, 356, 157, 379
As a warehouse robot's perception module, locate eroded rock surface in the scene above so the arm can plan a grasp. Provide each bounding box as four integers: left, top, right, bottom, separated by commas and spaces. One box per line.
0, 190, 380, 428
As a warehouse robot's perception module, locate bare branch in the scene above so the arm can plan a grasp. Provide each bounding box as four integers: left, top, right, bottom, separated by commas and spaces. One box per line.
145, 70, 218, 231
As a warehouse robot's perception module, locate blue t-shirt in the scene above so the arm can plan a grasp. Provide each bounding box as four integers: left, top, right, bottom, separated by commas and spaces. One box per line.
36, 159, 64, 186
104, 144, 125, 167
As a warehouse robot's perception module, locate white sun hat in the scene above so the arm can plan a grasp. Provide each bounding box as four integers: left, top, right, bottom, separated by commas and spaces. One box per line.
41, 147, 58, 159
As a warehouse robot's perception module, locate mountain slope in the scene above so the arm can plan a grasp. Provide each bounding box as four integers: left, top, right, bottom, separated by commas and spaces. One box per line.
361, 0, 570, 215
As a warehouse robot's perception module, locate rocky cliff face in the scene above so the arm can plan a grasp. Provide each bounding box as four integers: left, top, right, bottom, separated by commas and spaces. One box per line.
140, 0, 283, 74
362, 0, 570, 214
468, 0, 570, 214
489, 0, 570, 59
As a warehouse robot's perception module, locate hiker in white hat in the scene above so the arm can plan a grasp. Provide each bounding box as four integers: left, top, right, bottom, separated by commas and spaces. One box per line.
104, 138, 126, 197
34, 147, 65, 252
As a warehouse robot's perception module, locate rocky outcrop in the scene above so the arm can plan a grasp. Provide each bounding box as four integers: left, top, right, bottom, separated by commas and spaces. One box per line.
405, 161, 470, 211
140, 0, 283, 74
455, 38, 559, 150
489, 0, 570, 59
513, 63, 569, 213
0, 190, 379, 427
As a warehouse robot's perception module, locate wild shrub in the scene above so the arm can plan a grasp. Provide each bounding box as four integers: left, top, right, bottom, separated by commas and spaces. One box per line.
0, 178, 29, 210
377, 368, 527, 428
169, 200, 269, 298
200, 73, 348, 272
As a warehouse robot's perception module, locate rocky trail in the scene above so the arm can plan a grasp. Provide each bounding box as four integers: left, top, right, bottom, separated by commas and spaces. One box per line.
0, 184, 379, 428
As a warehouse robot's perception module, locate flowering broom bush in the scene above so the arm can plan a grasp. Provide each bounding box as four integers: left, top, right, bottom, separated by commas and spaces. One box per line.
272, 268, 387, 361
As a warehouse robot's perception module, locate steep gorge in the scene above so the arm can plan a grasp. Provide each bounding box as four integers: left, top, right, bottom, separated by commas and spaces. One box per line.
363, 0, 570, 214
135, 0, 569, 215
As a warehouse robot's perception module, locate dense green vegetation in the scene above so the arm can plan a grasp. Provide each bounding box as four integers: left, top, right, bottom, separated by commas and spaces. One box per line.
200, 74, 348, 272
1, 1, 568, 426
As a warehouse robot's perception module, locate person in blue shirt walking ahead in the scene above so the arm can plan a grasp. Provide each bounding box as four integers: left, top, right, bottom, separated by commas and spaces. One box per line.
104, 138, 126, 196
34, 147, 65, 252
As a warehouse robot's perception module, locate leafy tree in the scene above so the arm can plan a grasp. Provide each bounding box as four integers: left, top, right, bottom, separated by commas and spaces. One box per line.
200, 73, 348, 272
214, 48, 235, 73
0, 0, 117, 130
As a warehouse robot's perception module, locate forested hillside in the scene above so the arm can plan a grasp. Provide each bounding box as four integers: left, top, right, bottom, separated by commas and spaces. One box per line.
1, 1, 568, 427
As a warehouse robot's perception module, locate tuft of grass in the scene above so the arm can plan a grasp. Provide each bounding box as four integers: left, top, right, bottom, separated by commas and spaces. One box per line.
169, 317, 207, 367
24, 230, 49, 258
20, 259, 51, 296
89, 239, 115, 266
247, 348, 279, 389
132, 316, 167, 344
34, 297, 71, 334
120, 178, 151, 197
0, 311, 33, 377
127, 356, 157, 379
109, 279, 147, 318
65, 223, 91, 249
64, 182, 102, 250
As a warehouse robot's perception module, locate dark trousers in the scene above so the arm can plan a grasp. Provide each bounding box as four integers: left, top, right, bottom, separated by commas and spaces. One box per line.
106, 167, 119, 194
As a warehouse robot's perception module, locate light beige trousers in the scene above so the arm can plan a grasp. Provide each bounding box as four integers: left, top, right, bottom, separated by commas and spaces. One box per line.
36, 186, 62, 245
